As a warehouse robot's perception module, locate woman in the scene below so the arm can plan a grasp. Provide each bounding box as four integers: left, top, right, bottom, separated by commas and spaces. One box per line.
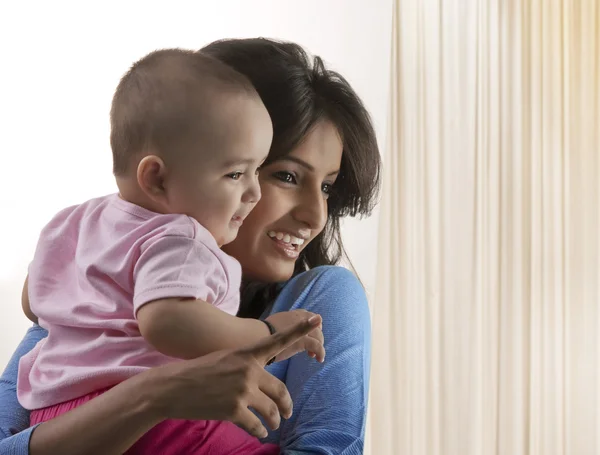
0, 37, 381, 455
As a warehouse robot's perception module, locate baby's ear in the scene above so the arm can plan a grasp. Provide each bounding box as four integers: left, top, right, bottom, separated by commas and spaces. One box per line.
137, 154, 168, 200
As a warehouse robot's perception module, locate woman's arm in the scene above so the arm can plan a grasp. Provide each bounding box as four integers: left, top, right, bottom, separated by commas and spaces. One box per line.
0, 325, 45, 455
26, 373, 163, 455
0, 319, 320, 455
265, 266, 372, 455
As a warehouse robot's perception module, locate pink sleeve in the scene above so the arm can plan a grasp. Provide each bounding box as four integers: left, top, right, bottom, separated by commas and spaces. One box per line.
132, 234, 228, 314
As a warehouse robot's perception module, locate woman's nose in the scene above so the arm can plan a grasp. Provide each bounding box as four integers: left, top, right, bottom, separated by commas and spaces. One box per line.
292, 186, 327, 230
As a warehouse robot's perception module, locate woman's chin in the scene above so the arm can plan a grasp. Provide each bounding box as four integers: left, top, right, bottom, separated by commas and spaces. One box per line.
228, 238, 299, 283
245, 259, 296, 283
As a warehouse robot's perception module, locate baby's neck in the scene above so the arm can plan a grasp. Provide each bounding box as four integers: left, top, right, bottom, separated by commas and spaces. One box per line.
115, 176, 166, 214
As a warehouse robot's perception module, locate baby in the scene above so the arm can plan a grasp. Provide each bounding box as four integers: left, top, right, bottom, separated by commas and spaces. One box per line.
17, 48, 325, 455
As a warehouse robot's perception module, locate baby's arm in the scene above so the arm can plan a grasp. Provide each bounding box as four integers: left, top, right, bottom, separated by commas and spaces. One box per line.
134, 233, 269, 359
137, 298, 270, 359
134, 231, 323, 361
21, 274, 38, 324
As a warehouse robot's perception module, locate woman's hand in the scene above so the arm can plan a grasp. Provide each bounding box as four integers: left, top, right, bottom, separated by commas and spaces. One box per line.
149, 313, 323, 438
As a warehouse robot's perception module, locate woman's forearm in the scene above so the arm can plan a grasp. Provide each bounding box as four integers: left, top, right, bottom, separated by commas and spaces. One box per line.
28, 318, 319, 455
5, 319, 316, 455
29, 372, 163, 455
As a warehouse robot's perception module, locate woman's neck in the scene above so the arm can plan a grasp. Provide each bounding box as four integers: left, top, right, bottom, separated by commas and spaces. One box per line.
239, 280, 278, 319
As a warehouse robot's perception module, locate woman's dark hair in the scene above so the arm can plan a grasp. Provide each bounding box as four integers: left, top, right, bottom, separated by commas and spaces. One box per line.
201, 38, 382, 317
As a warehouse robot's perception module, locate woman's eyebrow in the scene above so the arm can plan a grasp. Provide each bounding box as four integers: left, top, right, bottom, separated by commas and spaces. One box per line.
279, 156, 340, 176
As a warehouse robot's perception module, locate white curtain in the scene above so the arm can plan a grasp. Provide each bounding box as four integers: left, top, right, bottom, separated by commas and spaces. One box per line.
368, 1, 599, 454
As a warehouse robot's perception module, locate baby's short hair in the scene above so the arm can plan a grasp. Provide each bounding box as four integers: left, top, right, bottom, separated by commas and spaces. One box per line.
110, 48, 258, 176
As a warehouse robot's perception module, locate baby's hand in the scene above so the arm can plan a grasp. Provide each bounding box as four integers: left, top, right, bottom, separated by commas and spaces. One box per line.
264, 310, 325, 363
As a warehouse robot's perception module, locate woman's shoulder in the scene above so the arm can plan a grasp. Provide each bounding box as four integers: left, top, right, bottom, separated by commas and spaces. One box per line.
278, 265, 370, 319
288, 265, 362, 288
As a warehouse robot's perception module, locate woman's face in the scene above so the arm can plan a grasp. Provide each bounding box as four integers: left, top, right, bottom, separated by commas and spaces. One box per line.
222, 120, 343, 282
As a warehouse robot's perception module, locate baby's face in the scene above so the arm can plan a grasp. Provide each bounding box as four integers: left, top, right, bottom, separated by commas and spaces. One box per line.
166, 95, 273, 247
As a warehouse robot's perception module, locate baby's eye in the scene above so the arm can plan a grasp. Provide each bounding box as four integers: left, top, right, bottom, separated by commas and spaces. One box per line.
227, 172, 243, 180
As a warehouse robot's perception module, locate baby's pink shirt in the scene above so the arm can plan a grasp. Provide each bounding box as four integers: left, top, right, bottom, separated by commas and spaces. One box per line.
17, 194, 241, 410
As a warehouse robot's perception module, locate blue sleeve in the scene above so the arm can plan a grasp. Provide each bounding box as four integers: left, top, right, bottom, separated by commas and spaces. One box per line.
264, 266, 371, 455
0, 326, 47, 455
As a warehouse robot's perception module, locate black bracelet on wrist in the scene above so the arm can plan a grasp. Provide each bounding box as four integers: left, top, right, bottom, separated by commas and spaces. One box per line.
262, 320, 277, 366
263, 319, 276, 335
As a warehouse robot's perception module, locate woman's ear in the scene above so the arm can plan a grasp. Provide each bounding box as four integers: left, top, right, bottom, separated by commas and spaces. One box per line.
137, 155, 168, 204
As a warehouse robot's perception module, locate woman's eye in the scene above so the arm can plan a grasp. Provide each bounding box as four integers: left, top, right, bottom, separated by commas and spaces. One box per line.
227, 172, 243, 180
273, 171, 296, 184
321, 183, 333, 199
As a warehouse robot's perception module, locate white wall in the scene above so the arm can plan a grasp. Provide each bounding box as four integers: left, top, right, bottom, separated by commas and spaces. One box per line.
0, 0, 392, 366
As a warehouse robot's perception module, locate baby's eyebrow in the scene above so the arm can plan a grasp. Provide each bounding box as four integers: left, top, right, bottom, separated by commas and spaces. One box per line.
222, 157, 260, 168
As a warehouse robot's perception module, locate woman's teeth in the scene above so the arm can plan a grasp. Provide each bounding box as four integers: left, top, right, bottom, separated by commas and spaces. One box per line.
267, 231, 305, 246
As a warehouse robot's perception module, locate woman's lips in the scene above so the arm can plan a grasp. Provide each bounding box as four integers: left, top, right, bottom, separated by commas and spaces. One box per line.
267, 235, 300, 259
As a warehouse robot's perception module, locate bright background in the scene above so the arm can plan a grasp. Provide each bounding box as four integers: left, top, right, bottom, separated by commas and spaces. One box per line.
0, 0, 393, 365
